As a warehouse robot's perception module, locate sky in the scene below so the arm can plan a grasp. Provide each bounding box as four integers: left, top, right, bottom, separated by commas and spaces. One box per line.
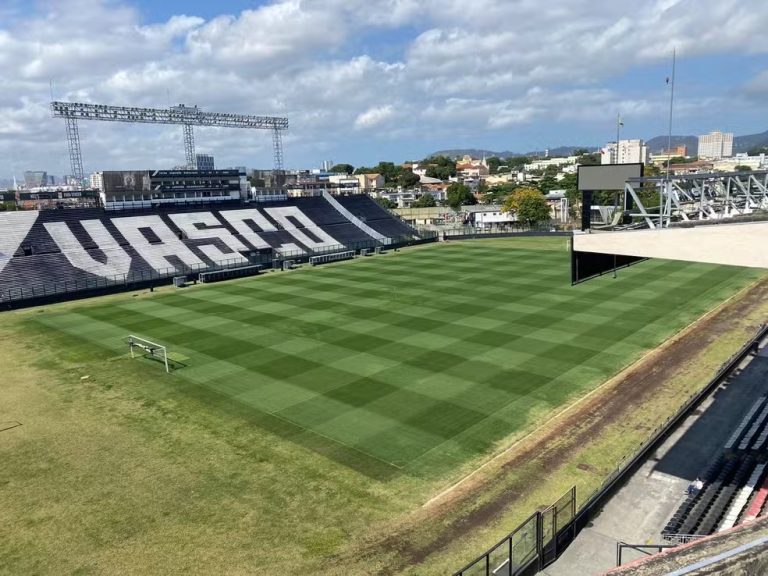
1, 0, 767, 178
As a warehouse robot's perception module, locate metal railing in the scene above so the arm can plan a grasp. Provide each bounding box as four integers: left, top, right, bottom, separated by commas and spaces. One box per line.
453, 324, 768, 576
454, 487, 576, 576
574, 322, 768, 529
0, 231, 439, 308
660, 533, 706, 545
616, 542, 677, 566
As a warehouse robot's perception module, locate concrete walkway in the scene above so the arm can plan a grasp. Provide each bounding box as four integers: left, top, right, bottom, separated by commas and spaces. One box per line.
542, 346, 768, 576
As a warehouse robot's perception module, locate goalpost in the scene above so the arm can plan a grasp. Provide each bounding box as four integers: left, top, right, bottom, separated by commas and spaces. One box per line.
126, 335, 170, 373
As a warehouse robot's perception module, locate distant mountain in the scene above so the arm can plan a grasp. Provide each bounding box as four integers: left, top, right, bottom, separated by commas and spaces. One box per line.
645, 135, 699, 155
638, 130, 768, 155
430, 148, 517, 159
429, 145, 597, 160
432, 129, 768, 161
734, 130, 768, 153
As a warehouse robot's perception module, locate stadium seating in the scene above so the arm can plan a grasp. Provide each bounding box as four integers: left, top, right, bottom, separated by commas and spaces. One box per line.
335, 194, 420, 238
663, 396, 768, 539
0, 194, 421, 306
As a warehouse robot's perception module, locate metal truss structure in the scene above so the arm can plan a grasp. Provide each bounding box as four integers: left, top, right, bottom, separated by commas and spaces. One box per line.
51, 101, 289, 181
624, 170, 768, 229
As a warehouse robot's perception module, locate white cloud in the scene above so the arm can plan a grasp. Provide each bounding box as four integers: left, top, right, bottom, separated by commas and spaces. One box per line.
354, 105, 395, 130
0, 0, 767, 178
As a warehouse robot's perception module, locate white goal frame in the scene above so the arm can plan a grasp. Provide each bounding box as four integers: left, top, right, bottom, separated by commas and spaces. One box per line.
127, 335, 170, 373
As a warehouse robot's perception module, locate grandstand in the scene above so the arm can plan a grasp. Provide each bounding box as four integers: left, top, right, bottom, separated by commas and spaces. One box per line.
663, 393, 768, 540
0, 194, 422, 306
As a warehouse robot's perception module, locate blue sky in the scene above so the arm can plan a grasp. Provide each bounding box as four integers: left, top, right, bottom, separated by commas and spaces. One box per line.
0, 0, 767, 178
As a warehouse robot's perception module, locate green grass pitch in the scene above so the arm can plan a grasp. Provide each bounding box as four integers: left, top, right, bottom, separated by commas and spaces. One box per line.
33, 238, 762, 479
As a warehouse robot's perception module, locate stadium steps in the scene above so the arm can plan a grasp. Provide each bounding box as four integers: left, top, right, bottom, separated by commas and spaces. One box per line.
663, 397, 768, 538
335, 195, 421, 238
321, 191, 389, 243
736, 400, 768, 451
718, 463, 767, 531
695, 457, 755, 535
723, 397, 767, 451
741, 473, 768, 523
665, 456, 731, 536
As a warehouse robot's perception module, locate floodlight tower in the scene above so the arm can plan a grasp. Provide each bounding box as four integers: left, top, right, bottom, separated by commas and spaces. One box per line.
51, 101, 289, 181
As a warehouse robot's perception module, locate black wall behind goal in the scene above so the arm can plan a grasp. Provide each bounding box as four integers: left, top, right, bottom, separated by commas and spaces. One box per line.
571, 242, 646, 285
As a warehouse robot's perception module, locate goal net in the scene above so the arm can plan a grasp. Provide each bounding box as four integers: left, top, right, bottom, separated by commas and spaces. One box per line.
126, 335, 170, 373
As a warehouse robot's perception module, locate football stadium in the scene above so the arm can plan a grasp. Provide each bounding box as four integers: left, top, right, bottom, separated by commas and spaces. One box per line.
4, 181, 768, 576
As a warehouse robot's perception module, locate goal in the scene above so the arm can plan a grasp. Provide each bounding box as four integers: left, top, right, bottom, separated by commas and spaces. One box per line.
126, 335, 170, 373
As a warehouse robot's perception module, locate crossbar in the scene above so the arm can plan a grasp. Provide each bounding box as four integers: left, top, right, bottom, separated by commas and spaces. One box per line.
127, 335, 169, 373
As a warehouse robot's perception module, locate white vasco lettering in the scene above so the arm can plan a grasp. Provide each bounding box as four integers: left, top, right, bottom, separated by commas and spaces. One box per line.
264, 206, 340, 252
0, 211, 39, 276
218, 208, 305, 256
45, 220, 132, 278
167, 212, 248, 265
111, 215, 205, 273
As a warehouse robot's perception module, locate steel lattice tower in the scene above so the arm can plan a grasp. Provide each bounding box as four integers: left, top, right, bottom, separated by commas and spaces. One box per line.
51, 101, 288, 178
64, 117, 84, 181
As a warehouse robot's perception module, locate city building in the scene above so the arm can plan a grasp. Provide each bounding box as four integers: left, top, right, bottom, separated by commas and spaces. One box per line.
24, 171, 48, 188
667, 160, 714, 175
712, 154, 766, 172
410, 163, 429, 178
327, 174, 362, 193
98, 169, 246, 209
15, 188, 100, 210
195, 154, 215, 171
698, 131, 734, 159
89, 172, 104, 191
649, 145, 690, 165
524, 156, 579, 171
355, 173, 385, 190
456, 155, 489, 179
601, 139, 649, 165
466, 205, 516, 229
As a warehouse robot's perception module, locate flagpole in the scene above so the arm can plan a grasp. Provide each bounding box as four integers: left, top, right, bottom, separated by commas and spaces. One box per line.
615, 112, 622, 164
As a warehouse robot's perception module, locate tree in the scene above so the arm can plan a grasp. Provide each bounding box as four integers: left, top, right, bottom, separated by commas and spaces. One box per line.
412, 193, 436, 208
668, 155, 698, 164
735, 165, 753, 172
506, 156, 531, 171
538, 174, 559, 194
446, 182, 476, 211
747, 146, 768, 156
247, 175, 265, 188
398, 170, 421, 188
576, 152, 600, 166
644, 164, 662, 177
330, 163, 354, 174
374, 197, 396, 209
423, 155, 457, 180
486, 156, 501, 174
502, 187, 550, 226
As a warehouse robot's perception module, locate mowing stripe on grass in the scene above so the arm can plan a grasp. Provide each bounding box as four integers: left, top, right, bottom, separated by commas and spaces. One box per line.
35, 239, 764, 478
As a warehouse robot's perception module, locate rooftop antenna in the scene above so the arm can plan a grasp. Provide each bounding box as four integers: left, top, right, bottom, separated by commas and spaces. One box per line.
662, 47, 677, 228
665, 48, 676, 180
